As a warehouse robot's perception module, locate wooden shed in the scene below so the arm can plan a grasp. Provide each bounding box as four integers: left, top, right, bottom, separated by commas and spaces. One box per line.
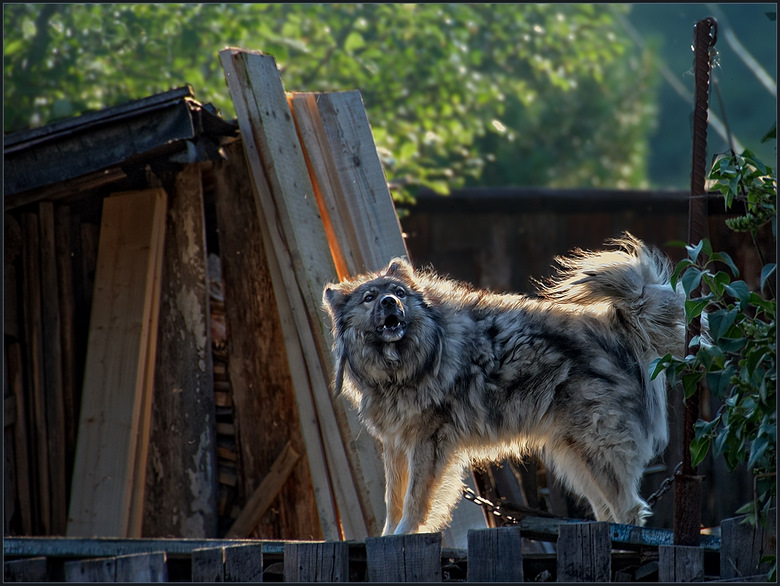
4, 83, 330, 539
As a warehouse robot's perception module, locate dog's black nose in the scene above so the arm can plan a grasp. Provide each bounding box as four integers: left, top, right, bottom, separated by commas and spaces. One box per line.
380, 294, 399, 308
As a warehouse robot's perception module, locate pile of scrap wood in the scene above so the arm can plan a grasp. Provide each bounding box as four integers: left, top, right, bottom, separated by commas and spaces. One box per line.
217, 47, 486, 541
218, 48, 407, 540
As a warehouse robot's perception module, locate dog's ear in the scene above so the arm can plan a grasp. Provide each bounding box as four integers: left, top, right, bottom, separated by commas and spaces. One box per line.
384, 257, 413, 279
323, 285, 349, 316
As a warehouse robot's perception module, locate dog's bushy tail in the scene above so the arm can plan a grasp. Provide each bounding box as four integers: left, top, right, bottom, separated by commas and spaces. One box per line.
535, 233, 685, 357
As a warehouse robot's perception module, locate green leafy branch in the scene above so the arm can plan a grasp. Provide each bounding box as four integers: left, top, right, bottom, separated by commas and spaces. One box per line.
650, 136, 776, 578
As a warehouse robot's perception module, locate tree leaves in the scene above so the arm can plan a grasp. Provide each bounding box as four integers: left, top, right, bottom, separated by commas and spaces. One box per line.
3, 4, 655, 201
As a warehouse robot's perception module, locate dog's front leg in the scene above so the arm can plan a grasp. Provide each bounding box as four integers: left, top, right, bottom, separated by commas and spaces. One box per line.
381, 440, 408, 535
394, 439, 445, 535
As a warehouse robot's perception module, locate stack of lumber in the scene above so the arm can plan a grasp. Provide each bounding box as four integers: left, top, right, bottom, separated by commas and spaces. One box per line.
218, 48, 486, 542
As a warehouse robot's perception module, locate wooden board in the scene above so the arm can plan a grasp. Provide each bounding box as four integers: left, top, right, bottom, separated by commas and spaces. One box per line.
192, 547, 225, 582
223, 544, 265, 582
6, 342, 33, 535
658, 544, 704, 582
66, 189, 167, 538
53, 204, 78, 492
63, 557, 116, 582
20, 212, 50, 535
466, 527, 524, 582
556, 522, 611, 582
38, 201, 68, 535
212, 142, 323, 540
365, 533, 442, 582
284, 541, 349, 582
289, 90, 407, 277
115, 552, 168, 582
219, 48, 372, 539
142, 164, 218, 538
4, 557, 49, 582
720, 513, 776, 579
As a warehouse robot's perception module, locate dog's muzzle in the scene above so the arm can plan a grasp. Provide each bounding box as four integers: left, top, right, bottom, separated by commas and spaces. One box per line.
375, 294, 406, 342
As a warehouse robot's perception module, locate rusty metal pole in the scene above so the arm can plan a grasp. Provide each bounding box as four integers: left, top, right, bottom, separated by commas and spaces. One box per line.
674, 16, 718, 547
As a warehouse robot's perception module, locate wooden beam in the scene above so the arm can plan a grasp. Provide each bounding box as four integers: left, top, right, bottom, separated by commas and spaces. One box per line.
66, 189, 167, 538
212, 143, 322, 540
6, 342, 33, 535
21, 211, 50, 535
53, 205, 78, 497
142, 164, 218, 538
38, 201, 68, 535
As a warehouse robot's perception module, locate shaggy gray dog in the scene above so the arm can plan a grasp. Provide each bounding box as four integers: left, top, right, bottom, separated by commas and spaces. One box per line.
323, 234, 684, 535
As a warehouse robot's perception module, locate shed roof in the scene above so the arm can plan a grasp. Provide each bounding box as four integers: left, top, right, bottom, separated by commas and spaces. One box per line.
4, 86, 236, 206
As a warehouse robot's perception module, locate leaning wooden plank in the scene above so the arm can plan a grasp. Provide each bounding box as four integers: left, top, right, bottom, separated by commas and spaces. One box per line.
21, 212, 50, 535
219, 48, 371, 538
284, 541, 349, 582
128, 187, 167, 538
288, 92, 398, 536
38, 201, 68, 535
365, 533, 442, 582
286, 93, 352, 280
289, 90, 407, 276
226, 442, 301, 539
212, 144, 322, 540
142, 164, 218, 539
466, 527, 524, 582
66, 189, 167, 538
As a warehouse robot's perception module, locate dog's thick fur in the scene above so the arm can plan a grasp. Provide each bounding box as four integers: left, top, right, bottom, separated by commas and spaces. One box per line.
322, 234, 684, 535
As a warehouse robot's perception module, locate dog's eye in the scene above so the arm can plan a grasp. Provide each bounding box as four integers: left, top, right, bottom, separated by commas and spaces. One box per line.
396, 288, 406, 298
363, 293, 375, 303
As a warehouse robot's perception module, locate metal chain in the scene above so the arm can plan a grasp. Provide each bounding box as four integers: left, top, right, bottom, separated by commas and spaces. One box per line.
462, 487, 520, 525
646, 462, 683, 508
464, 460, 684, 523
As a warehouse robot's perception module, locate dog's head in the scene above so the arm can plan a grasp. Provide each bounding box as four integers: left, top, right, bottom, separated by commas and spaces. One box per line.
323, 258, 443, 396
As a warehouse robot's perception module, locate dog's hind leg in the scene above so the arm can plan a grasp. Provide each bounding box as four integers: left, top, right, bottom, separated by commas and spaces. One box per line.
381, 440, 409, 535
548, 440, 650, 526
394, 438, 457, 535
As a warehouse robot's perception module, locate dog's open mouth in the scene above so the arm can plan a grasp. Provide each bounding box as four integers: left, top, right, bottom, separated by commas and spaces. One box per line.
378, 314, 406, 342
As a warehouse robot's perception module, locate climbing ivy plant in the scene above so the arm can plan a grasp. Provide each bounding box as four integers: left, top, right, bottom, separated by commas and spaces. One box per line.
651, 129, 776, 579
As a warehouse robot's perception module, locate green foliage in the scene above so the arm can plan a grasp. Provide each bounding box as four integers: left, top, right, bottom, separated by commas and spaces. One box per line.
3, 4, 658, 200
651, 136, 776, 579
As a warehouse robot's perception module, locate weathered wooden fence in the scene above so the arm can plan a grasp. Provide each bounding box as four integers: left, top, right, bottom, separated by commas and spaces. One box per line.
4, 513, 774, 582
